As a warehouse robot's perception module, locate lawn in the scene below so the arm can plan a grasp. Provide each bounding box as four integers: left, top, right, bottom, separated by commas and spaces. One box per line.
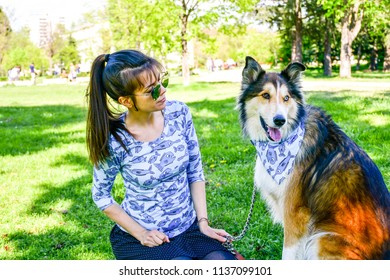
0, 75, 389, 260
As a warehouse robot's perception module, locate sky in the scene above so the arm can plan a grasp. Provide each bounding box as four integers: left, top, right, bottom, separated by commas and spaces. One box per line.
0, 0, 107, 31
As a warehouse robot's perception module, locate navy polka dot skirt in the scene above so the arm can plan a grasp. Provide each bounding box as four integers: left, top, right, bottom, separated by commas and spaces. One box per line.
109, 221, 235, 260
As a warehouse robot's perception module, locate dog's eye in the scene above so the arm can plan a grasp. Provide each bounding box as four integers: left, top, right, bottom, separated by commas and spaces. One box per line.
262, 93, 270, 99
283, 96, 290, 102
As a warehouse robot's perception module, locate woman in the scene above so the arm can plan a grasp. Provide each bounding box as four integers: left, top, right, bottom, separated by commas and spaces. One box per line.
86, 49, 236, 260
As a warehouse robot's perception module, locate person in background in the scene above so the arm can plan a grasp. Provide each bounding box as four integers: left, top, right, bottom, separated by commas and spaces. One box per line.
53, 64, 60, 76
68, 63, 77, 82
86, 49, 236, 260
29, 63, 36, 85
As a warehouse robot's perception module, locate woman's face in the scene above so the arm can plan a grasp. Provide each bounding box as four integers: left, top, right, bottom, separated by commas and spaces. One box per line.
121, 70, 167, 112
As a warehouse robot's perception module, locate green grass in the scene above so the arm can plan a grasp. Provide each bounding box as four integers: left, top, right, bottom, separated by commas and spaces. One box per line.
0, 76, 389, 260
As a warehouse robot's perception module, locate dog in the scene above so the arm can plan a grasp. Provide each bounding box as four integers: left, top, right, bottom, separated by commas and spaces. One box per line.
237, 56, 390, 259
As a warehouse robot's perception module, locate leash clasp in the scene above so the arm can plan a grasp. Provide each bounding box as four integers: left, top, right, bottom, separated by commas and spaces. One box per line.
222, 235, 237, 254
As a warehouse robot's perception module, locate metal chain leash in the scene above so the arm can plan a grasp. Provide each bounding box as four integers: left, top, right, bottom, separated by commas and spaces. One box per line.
222, 183, 257, 254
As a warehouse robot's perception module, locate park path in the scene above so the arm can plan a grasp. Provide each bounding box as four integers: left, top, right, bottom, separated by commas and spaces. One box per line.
196, 68, 390, 93
1, 69, 389, 93
0, 76, 90, 87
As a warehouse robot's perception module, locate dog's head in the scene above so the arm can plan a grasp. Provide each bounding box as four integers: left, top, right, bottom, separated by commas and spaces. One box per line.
237, 56, 306, 142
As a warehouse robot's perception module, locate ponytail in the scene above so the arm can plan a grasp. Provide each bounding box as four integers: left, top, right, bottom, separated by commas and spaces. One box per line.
86, 54, 115, 166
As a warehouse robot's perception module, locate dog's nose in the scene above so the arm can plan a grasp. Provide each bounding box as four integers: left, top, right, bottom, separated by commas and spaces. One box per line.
273, 115, 286, 127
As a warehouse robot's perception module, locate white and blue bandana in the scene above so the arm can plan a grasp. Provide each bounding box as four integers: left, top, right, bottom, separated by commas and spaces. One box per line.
251, 122, 305, 185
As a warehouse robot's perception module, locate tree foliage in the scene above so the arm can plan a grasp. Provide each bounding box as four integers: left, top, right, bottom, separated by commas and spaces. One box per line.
1, 0, 389, 78
2, 28, 48, 74
45, 23, 67, 68
0, 7, 12, 72
264, 0, 389, 76
107, 0, 180, 59
54, 35, 80, 69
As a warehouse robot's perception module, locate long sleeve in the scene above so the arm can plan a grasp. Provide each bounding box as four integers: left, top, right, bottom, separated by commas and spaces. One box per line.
91, 148, 122, 211
183, 105, 204, 184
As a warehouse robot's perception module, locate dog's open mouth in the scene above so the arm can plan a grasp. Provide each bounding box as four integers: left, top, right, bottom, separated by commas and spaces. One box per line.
267, 126, 282, 142
260, 117, 282, 142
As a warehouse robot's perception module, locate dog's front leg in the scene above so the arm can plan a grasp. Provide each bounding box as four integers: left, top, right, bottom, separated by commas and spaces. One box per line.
282, 241, 299, 260
282, 203, 310, 259
282, 232, 301, 259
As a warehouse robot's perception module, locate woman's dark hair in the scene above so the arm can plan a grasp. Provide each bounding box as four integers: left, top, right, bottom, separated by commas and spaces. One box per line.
86, 49, 164, 166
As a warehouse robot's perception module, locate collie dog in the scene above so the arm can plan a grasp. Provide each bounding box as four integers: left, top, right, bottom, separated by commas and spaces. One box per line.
237, 56, 390, 259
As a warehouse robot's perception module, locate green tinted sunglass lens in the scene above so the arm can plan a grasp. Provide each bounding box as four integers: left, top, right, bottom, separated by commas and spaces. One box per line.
162, 78, 169, 88
152, 84, 160, 100
152, 78, 169, 100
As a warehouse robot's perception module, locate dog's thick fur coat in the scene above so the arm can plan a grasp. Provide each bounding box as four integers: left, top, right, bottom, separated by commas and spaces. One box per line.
237, 56, 390, 259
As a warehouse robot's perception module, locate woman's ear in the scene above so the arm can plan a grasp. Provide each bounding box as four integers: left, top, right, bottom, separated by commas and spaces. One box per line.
118, 96, 133, 108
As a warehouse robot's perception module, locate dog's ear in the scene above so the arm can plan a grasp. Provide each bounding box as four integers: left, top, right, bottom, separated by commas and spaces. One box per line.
281, 62, 306, 83
242, 56, 265, 87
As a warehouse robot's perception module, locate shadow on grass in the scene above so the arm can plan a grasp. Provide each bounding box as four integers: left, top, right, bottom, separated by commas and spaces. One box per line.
4, 153, 114, 260
0, 105, 86, 156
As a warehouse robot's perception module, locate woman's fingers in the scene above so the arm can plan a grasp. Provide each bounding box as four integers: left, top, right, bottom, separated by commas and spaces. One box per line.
214, 229, 229, 237
201, 226, 230, 243
142, 230, 170, 247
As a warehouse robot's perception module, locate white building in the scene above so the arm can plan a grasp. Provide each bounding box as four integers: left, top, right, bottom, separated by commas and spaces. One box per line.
28, 13, 65, 48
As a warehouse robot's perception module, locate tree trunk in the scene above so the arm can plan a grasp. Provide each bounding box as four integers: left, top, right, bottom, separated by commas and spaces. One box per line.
356, 45, 361, 70
180, 5, 190, 86
339, 0, 363, 78
324, 19, 332, 76
181, 40, 190, 86
291, 0, 303, 62
384, 34, 390, 72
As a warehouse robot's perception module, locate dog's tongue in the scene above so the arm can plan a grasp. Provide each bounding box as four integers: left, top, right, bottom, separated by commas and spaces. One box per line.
268, 127, 282, 142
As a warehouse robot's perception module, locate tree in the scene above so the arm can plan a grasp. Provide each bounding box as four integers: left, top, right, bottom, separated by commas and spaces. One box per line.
161, 0, 258, 85
237, 28, 280, 65
107, 0, 180, 66
2, 28, 48, 73
385, 34, 390, 71
264, 0, 304, 64
321, 0, 364, 78
177, 0, 197, 85
105, 0, 259, 85
0, 7, 12, 67
46, 23, 66, 71
108, 0, 156, 50
55, 35, 80, 70
360, 0, 390, 71
292, 0, 303, 62
323, 16, 334, 76
339, 0, 363, 78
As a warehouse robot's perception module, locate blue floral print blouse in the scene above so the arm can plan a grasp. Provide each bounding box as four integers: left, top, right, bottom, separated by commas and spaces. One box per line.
92, 100, 204, 238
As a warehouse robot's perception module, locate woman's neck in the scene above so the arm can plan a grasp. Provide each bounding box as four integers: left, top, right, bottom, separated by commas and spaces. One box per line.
125, 110, 164, 142
126, 110, 156, 126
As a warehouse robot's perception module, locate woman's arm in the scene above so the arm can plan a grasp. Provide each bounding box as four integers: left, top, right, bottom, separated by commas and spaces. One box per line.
190, 181, 229, 243
103, 204, 169, 247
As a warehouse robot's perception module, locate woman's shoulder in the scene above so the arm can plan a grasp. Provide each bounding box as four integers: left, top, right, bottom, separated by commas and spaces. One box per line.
166, 100, 188, 109
166, 100, 189, 115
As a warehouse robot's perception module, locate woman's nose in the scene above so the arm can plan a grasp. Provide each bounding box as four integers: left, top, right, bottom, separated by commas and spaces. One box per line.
159, 83, 167, 95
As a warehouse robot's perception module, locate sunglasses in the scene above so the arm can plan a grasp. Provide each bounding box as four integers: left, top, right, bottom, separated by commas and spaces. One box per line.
150, 74, 169, 100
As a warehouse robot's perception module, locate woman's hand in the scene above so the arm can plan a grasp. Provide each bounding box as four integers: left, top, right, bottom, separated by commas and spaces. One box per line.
199, 223, 230, 243
139, 229, 170, 247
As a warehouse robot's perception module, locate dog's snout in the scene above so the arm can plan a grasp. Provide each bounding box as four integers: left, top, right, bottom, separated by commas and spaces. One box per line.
273, 115, 286, 127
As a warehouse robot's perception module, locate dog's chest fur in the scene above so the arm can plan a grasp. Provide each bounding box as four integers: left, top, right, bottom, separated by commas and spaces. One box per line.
254, 156, 290, 224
